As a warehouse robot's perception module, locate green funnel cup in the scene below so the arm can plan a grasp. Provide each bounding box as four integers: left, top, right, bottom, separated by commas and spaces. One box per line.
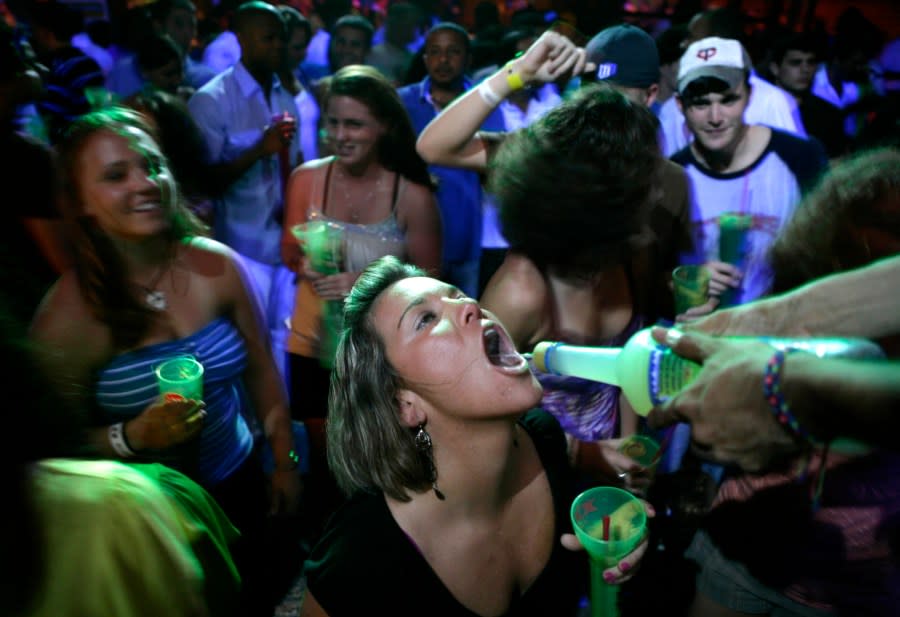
292, 221, 345, 369
571, 487, 647, 617
291, 221, 343, 275
718, 213, 752, 308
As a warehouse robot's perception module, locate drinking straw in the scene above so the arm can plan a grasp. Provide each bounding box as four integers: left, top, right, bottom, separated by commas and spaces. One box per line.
602, 516, 610, 541
649, 426, 675, 466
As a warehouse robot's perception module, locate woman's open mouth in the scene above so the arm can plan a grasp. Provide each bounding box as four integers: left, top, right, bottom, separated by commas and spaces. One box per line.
483, 324, 528, 372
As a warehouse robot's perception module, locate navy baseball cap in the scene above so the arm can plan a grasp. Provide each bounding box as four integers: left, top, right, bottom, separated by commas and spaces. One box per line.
584, 24, 660, 88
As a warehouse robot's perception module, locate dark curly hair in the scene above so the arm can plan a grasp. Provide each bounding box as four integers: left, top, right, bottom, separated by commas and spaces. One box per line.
770, 147, 900, 294
488, 83, 662, 277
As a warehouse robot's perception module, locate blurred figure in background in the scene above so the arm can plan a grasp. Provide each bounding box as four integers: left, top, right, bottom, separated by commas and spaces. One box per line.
398, 22, 506, 297
654, 24, 688, 112
27, 0, 106, 144
107, 0, 215, 101
769, 32, 845, 158
188, 1, 302, 383
0, 24, 69, 326
277, 5, 319, 164
366, 2, 420, 86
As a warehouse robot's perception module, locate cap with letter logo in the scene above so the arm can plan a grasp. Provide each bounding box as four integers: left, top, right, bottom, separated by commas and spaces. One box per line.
584, 24, 660, 88
677, 36, 751, 95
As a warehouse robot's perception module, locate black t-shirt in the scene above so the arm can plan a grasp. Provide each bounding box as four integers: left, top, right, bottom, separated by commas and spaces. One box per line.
798, 93, 846, 158
304, 409, 587, 616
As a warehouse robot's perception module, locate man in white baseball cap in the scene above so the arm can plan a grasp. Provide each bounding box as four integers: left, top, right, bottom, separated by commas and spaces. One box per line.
671, 36, 828, 311
656, 8, 805, 156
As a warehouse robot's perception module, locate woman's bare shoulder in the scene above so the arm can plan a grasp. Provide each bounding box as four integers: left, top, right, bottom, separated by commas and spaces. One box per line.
297, 156, 335, 173
490, 254, 547, 298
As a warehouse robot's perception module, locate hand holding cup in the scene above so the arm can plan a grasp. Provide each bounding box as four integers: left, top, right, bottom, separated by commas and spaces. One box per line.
126, 396, 207, 451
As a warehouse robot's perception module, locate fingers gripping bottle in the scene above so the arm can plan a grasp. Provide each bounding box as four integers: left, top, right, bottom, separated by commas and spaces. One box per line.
531, 328, 884, 417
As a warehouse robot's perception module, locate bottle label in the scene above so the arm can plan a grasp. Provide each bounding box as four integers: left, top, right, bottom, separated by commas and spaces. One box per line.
648, 347, 701, 406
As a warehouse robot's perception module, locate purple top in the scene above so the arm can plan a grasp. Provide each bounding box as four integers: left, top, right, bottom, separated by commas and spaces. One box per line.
533, 311, 646, 441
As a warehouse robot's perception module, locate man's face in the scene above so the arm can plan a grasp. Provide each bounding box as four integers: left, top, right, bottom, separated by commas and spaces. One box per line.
284, 26, 310, 70
238, 13, 285, 76
679, 79, 750, 155
162, 7, 196, 53
422, 30, 468, 88
328, 26, 370, 71
145, 58, 185, 93
771, 50, 816, 95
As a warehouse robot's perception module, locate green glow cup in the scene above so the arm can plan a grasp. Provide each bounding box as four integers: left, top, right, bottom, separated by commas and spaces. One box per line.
618, 435, 661, 481
291, 221, 345, 369
155, 356, 204, 401
718, 213, 752, 307
672, 264, 710, 315
291, 221, 343, 274
571, 486, 647, 617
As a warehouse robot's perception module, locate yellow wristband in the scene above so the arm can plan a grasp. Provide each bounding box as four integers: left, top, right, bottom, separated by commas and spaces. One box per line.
505, 61, 525, 91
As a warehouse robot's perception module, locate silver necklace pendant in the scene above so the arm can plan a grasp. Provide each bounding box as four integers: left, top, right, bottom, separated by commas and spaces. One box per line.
144, 289, 168, 311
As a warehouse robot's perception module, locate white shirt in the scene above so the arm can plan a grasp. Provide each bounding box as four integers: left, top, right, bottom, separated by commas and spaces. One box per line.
201, 30, 241, 75
188, 62, 301, 265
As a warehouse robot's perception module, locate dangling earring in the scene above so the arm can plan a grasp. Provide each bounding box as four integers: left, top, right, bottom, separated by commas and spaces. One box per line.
415, 423, 445, 500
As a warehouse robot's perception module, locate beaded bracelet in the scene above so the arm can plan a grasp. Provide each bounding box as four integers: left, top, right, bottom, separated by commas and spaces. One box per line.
109, 422, 136, 458
763, 348, 811, 441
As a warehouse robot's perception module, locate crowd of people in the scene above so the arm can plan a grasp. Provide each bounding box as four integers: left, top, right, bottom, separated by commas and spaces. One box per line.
2, 0, 899, 615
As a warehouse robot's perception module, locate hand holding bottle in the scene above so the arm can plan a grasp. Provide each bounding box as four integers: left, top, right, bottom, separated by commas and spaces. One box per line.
645, 327, 806, 471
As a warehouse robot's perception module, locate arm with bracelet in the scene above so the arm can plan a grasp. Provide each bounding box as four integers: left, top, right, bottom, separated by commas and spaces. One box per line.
416, 30, 591, 172
29, 288, 209, 460
645, 328, 900, 472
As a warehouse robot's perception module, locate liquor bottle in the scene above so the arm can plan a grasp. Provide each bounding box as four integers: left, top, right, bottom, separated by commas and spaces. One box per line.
531, 328, 884, 417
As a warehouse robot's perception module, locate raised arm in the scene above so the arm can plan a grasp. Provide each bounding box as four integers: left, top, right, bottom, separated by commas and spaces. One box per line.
416, 30, 591, 172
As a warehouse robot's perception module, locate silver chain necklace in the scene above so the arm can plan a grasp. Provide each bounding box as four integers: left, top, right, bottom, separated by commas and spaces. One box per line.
136, 263, 170, 311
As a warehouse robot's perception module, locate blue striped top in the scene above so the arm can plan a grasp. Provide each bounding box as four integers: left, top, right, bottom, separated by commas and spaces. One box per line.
95, 317, 254, 486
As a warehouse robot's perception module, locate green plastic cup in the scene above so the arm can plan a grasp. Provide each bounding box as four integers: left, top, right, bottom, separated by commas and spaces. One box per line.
718, 213, 752, 308
618, 435, 661, 481
292, 221, 345, 369
571, 486, 647, 617
155, 356, 204, 401
291, 221, 343, 275
672, 264, 710, 315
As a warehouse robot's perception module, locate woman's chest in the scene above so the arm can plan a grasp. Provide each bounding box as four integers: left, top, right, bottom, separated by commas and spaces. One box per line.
415, 488, 556, 615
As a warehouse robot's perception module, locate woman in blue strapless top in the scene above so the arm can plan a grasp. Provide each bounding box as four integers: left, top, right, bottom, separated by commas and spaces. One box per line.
29, 107, 301, 616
